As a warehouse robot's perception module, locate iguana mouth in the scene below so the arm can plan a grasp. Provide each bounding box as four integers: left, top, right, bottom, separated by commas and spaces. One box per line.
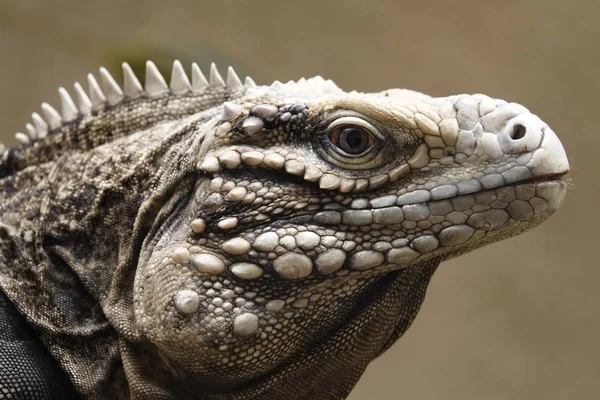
235, 173, 569, 228
512, 172, 569, 185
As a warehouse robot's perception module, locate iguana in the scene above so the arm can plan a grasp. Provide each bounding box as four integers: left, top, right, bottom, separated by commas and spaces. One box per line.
0, 60, 569, 399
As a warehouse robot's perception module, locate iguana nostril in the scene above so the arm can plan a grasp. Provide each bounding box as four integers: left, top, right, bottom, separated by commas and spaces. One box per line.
510, 124, 527, 140
498, 114, 545, 154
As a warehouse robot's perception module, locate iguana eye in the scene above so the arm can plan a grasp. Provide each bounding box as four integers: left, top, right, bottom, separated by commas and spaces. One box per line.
329, 126, 374, 155
326, 117, 378, 157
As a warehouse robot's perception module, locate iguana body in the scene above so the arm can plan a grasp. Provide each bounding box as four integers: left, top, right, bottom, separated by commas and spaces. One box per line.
0, 61, 569, 399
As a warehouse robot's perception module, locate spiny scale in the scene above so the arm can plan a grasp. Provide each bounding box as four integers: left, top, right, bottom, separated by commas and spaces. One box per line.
87, 74, 106, 111
25, 123, 37, 139
209, 63, 226, 88
226, 67, 243, 90
41, 103, 62, 130
170, 60, 191, 95
15, 61, 254, 144
59, 87, 79, 122
73, 82, 92, 114
191, 63, 209, 93
122, 62, 143, 98
99, 67, 124, 105
144, 61, 169, 97
31, 113, 48, 138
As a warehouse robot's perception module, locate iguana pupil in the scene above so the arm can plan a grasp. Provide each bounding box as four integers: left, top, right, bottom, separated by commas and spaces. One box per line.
337, 126, 371, 154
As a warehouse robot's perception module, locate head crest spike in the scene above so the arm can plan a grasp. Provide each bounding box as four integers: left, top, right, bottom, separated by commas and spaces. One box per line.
209, 63, 226, 88
99, 67, 124, 105
226, 67, 243, 89
244, 76, 257, 87
41, 103, 62, 130
58, 87, 78, 122
73, 82, 92, 114
31, 112, 48, 138
121, 62, 143, 98
145, 61, 169, 97
191, 63, 209, 93
270, 80, 284, 90
87, 73, 106, 111
15, 132, 31, 145
170, 60, 191, 95
25, 123, 37, 140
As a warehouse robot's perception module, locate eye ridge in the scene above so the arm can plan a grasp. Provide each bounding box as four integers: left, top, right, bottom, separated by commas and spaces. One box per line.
329, 125, 375, 156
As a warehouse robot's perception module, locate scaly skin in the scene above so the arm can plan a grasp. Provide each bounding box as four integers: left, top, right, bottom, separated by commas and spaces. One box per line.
0, 61, 569, 399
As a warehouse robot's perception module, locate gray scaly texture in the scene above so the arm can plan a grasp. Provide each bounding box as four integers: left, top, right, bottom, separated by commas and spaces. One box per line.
0, 60, 569, 399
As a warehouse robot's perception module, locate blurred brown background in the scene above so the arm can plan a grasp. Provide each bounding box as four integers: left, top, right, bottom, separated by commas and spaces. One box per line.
0, 0, 598, 398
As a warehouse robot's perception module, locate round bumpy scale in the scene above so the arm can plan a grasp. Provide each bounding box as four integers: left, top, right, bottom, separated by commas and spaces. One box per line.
272, 253, 313, 279
230, 263, 264, 279
174, 290, 200, 315
439, 225, 475, 246
233, 313, 259, 337
242, 117, 264, 135
172, 247, 190, 263
314, 249, 346, 275
191, 254, 225, 275
387, 247, 420, 264
350, 250, 385, 270
218, 217, 239, 230
251, 104, 278, 118
263, 153, 285, 169
222, 237, 251, 255
190, 218, 206, 234
252, 232, 279, 252
265, 299, 286, 313
295, 231, 320, 250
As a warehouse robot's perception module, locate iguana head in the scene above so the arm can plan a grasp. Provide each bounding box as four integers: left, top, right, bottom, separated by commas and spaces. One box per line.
126, 62, 568, 395
4, 61, 569, 398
